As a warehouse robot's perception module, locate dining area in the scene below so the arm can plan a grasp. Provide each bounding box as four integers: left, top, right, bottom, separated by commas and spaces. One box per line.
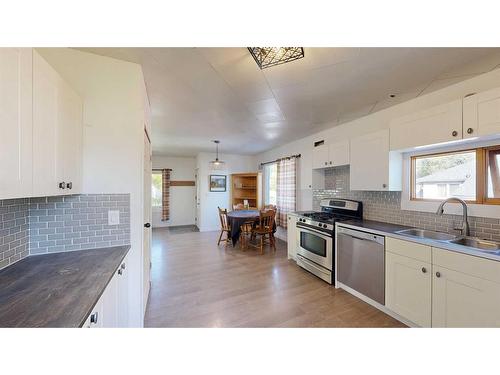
217, 204, 277, 254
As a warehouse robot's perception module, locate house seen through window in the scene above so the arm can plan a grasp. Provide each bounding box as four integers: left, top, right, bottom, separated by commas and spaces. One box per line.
411, 145, 500, 204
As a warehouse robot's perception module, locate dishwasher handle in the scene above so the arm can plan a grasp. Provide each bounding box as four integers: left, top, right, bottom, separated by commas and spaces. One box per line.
337, 227, 385, 246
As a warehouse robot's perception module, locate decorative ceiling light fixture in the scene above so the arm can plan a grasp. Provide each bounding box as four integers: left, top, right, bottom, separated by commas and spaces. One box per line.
248, 47, 305, 69
209, 140, 226, 170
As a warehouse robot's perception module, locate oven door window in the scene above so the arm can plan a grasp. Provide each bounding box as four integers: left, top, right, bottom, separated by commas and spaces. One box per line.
300, 231, 327, 257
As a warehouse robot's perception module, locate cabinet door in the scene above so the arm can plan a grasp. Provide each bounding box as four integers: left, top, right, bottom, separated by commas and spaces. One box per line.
328, 140, 349, 167
0, 48, 33, 199
33, 51, 83, 197
287, 215, 297, 260
87, 298, 104, 328
312, 144, 329, 169
385, 252, 431, 327
58, 79, 83, 194
390, 99, 462, 150
117, 261, 129, 327
350, 129, 401, 191
463, 87, 500, 139
33, 51, 64, 197
101, 272, 119, 328
432, 266, 500, 327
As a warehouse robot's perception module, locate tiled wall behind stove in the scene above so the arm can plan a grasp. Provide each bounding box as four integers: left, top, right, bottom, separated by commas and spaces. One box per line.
313, 165, 500, 241
0, 199, 29, 270
0, 194, 130, 270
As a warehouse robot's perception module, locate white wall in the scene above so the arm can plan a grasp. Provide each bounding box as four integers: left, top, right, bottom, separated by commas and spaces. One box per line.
254, 68, 500, 240
152, 155, 196, 228
196, 152, 255, 232
37, 48, 147, 327
255, 67, 500, 211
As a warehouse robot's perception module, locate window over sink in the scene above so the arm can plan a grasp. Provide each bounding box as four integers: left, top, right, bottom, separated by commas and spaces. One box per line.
410, 146, 500, 205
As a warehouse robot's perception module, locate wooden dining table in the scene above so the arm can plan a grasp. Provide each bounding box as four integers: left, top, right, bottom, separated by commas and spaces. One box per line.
226, 210, 260, 246
226, 209, 277, 246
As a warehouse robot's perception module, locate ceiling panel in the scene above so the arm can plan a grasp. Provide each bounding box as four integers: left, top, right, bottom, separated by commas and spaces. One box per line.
76, 47, 500, 156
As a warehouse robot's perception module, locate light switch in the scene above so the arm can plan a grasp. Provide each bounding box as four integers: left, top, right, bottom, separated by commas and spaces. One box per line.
108, 210, 120, 225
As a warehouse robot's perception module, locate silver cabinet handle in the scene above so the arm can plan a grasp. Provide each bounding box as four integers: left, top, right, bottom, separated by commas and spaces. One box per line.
452, 130, 458, 137
436, 271, 441, 278
421, 267, 427, 273
467, 128, 474, 134
66, 182, 73, 189
59, 182, 66, 189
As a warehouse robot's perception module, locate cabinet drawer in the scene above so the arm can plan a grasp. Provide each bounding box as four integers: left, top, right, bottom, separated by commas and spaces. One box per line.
386, 237, 431, 263
432, 247, 500, 284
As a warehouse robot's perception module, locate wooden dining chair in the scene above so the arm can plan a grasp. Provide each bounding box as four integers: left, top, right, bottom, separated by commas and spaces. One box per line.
263, 204, 277, 212
233, 203, 245, 210
251, 209, 276, 254
217, 207, 231, 246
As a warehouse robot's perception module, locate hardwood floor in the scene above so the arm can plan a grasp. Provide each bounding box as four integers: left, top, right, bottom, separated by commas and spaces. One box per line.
144, 228, 406, 328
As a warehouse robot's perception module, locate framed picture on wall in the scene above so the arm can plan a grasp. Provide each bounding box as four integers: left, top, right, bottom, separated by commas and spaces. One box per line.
209, 175, 227, 192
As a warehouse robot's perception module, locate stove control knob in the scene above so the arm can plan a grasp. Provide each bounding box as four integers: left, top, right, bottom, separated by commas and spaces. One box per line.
324, 224, 328, 228
318, 223, 322, 227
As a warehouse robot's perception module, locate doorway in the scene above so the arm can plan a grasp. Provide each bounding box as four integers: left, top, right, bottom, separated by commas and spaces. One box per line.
143, 130, 152, 314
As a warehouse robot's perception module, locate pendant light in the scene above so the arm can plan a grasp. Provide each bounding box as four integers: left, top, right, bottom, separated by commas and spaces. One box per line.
209, 140, 226, 170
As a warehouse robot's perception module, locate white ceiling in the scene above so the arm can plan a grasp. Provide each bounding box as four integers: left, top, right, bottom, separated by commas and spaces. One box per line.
77, 48, 500, 157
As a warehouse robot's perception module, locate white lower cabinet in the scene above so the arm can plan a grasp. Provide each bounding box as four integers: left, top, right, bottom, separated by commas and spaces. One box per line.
385, 238, 432, 327
287, 214, 297, 260
431, 248, 500, 328
84, 258, 128, 328
384, 238, 500, 328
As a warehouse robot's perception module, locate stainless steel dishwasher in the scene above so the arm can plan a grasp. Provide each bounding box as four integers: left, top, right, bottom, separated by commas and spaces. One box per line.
336, 227, 385, 305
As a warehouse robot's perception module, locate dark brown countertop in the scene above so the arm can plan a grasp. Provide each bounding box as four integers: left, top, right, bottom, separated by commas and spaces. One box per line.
0, 245, 130, 328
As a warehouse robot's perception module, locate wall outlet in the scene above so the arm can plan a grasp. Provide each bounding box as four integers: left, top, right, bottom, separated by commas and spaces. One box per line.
108, 210, 120, 225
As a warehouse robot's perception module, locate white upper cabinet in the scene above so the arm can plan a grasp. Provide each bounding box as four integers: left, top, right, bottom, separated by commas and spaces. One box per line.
350, 129, 402, 191
463, 87, 500, 139
312, 144, 329, 169
0, 48, 33, 199
390, 99, 462, 150
329, 140, 350, 167
312, 140, 350, 169
33, 50, 83, 197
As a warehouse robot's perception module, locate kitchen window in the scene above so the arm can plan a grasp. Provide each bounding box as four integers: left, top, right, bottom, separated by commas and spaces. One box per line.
410, 146, 500, 205
152, 172, 162, 207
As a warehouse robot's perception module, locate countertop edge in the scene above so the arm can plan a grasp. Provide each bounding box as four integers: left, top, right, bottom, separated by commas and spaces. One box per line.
336, 220, 500, 263
77, 245, 131, 327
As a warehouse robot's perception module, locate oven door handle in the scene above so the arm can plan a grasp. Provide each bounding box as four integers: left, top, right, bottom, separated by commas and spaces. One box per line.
297, 225, 331, 240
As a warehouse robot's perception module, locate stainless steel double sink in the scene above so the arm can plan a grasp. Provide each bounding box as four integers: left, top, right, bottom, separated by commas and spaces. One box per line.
395, 228, 500, 253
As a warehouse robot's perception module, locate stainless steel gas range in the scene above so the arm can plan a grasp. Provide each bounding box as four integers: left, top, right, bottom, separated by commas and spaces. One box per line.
295, 198, 363, 284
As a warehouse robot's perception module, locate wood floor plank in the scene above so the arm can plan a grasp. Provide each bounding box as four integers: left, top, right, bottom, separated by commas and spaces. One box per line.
144, 229, 406, 328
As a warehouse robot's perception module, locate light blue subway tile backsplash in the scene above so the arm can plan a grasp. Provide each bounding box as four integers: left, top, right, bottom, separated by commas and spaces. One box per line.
0, 194, 130, 270
313, 165, 500, 241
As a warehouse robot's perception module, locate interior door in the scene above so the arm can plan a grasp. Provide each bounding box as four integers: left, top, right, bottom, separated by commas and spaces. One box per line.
143, 130, 152, 314
195, 168, 201, 229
